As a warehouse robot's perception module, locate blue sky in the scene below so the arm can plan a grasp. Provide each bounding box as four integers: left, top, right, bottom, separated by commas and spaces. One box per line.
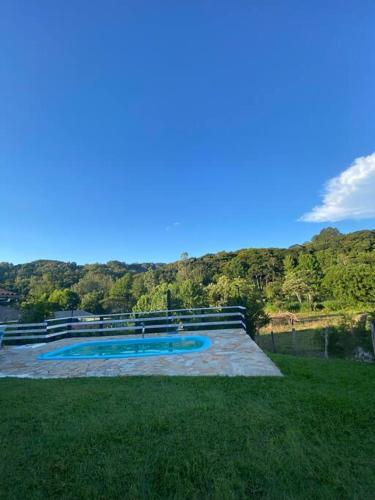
1, 1, 375, 264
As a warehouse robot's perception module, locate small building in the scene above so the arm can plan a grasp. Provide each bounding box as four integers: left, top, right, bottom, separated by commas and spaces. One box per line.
0, 305, 21, 323
52, 310, 93, 319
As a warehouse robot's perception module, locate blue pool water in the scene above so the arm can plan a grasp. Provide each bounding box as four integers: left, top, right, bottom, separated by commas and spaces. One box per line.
38, 335, 211, 360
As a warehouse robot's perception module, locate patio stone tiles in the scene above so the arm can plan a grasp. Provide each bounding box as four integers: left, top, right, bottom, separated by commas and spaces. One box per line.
0, 329, 282, 378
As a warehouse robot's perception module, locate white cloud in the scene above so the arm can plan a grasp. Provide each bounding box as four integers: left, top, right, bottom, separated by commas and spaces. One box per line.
165, 222, 181, 231
300, 152, 375, 222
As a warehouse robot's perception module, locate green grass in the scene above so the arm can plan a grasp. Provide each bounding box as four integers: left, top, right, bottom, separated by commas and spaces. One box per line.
1, 356, 374, 499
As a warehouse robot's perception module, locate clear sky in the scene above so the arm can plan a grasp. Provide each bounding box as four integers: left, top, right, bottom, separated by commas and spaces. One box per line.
1, 1, 375, 264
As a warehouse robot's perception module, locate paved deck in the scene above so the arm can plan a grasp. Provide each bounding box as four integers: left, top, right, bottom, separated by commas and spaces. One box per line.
0, 329, 282, 378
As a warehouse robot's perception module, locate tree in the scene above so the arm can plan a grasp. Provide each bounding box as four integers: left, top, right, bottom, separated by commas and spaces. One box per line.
27, 274, 56, 301
224, 249, 285, 289
104, 274, 135, 312
206, 276, 268, 336
323, 264, 375, 307
73, 272, 113, 313
131, 274, 147, 298
73, 272, 113, 296
1, 228, 374, 316
295, 253, 323, 307
280, 253, 323, 309
264, 281, 284, 309
311, 227, 342, 246
176, 252, 190, 282
20, 299, 53, 322
48, 289, 80, 311
174, 280, 206, 308
80, 292, 105, 314
282, 272, 310, 304
132, 283, 174, 312
132, 294, 152, 313
283, 255, 295, 275
143, 269, 157, 293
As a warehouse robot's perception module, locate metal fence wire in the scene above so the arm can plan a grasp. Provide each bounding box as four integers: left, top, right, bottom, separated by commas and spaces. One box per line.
256, 321, 375, 363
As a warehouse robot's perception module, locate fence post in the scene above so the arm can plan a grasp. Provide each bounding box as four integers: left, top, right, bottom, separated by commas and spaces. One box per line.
324, 328, 329, 359
292, 327, 297, 354
166, 290, 172, 334
271, 330, 276, 353
67, 317, 73, 338
371, 321, 375, 357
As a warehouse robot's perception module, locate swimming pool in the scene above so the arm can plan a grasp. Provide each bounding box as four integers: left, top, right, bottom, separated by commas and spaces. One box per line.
38, 335, 211, 360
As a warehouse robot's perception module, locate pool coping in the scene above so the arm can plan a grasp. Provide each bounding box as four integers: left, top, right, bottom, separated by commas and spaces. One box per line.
0, 328, 283, 378
38, 335, 212, 360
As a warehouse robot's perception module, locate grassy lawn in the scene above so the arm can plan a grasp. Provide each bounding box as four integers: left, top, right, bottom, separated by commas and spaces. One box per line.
1, 356, 374, 499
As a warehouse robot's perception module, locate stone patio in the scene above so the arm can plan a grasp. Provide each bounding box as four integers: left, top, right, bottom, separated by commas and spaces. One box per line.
0, 329, 282, 378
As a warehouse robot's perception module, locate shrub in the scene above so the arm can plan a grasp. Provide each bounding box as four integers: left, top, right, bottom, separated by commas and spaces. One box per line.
315, 318, 374, 359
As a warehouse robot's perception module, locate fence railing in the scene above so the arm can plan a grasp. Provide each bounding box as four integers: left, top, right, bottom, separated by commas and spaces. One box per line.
0, 306, 247, 345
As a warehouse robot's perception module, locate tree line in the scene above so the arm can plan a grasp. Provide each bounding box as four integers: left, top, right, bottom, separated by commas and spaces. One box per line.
0, 228, 374, 334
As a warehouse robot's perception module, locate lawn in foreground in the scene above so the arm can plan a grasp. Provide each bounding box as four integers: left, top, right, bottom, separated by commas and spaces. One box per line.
0, 355, 374, 499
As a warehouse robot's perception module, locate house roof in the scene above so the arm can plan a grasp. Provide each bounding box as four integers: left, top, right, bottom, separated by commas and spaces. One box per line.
0, 288, 18, 297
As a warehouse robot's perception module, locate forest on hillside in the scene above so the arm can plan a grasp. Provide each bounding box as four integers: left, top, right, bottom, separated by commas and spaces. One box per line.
1, 228, 374, 327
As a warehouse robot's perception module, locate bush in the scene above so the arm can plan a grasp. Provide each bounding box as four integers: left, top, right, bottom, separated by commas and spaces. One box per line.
20, 301, 52, 323
284, 302, 301, 312
299, 302, 314, 313
315, 318, 374, 359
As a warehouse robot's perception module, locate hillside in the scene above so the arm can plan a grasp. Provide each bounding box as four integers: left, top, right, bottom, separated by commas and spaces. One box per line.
0, 228, 374, 322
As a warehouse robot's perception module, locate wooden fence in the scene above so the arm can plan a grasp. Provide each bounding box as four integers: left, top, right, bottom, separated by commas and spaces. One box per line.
0, 306, 247, 345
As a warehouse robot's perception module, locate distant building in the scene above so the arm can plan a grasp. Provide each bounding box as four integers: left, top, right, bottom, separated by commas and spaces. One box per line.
0, 305, 21, 323
52, 310, 93, 319
0, 288, 18, 304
